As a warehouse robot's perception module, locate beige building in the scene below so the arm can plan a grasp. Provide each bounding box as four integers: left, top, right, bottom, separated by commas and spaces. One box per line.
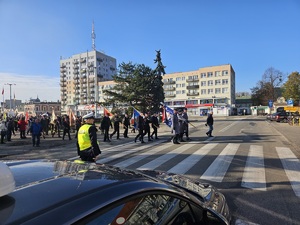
95, 64, 235, 116
60, 50, 117, 113
163, 64, 235, 116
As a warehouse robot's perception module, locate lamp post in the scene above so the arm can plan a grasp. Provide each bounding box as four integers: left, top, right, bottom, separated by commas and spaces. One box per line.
5, 83, 16, 111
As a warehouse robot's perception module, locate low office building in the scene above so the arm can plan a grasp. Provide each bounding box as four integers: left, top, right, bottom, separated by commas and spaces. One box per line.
163, 64, 235, 116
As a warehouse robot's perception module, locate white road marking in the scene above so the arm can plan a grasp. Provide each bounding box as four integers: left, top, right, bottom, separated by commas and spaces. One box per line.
167, 143, 218, 174
201, 143, 240, 182
276, 147, 300, 197
241, 145, 266, 191
137, 144, 198, 170
97, 141, 163, 164
112, 142, 174, 168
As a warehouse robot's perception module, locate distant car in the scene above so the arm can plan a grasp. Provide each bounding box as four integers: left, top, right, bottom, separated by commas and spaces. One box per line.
0, 160, 231, 225
271, 112, 291, 123
266, 114, 272, 120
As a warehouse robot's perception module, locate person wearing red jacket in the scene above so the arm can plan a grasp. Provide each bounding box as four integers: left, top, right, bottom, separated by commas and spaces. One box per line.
18, 117, 28, 139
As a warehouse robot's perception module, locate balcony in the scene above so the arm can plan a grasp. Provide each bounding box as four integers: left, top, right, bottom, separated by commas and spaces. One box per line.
88, 62, 94, 67
60, 64, 66, 68
97, 57, 103, 62
80, 58, 86, 63
73, 65, 79, 70
164, 80, 175, 85
187, 92, 199, 96
165, 94, 176, 97
73, 70, 79, 74
60, 68, 67, 73
60, 74, 66, 78
81, 68, 86, 73
73, 61, 79, 64
81, 74, 87, 79
186, 85, 199, 89
73, 80, 80, 85
110, 66, 115, 71
165, 87, 175, 91
97, 73, 103, 78
60, 83, 66, 87
186, 78, 199, 82
89, 78, 95, 83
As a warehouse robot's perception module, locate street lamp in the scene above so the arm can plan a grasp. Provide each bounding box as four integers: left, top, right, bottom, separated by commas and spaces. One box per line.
5, 83, 16, 111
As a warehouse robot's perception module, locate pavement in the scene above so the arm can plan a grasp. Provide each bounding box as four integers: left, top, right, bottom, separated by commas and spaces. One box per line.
1, 116, 299, 158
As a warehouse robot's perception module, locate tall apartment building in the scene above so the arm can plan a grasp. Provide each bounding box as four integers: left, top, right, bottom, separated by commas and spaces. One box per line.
163, 64, 235, 116
59, 50, 117, 113
96, 64, 236, 116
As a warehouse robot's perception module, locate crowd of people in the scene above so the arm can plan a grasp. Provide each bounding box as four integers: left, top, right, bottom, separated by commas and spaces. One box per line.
0, 113, 74, 146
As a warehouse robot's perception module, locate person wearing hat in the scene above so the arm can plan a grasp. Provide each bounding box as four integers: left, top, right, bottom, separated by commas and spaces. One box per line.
77, 112, 101, 162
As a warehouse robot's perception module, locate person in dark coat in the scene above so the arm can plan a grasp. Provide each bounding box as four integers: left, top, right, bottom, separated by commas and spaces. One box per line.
150, 113, 159, 139
123, 113, 130, 138
62, 117, 72, 140
143, 113, 152, 142
172, 109, 180, 144
182, 108, 191, 141
110, 114, 121, 140
206, 112, 214, 137
134, 114, 145, 143
100, 114, 112, 142
6, 118, 15, 141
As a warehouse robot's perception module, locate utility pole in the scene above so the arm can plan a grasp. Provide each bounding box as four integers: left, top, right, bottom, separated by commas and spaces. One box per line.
5, 83, 16, 111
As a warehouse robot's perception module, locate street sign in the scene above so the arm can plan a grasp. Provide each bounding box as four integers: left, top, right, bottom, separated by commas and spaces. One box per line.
287, 99, 294, 106
268, 100, 273, 108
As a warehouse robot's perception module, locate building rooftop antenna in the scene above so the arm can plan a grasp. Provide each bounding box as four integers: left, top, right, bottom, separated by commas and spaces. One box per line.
92, 20, 96, 51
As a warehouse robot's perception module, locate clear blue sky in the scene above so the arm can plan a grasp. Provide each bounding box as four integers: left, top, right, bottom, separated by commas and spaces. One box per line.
1, 0, 299, 102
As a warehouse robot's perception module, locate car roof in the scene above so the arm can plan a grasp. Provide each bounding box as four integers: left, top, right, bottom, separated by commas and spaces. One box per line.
1, 160, 218, 225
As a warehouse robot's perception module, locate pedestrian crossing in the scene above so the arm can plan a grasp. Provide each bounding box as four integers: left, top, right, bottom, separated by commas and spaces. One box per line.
96, 139, 300, 198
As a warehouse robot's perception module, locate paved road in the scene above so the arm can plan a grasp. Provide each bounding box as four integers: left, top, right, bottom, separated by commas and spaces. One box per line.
1, 116, 300, 225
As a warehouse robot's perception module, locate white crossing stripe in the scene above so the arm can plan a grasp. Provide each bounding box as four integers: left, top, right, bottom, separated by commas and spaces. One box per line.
201, 143, 240, 182
276, 147, 300, 198
168, 143, 218, 174
137, 144, 198, 170
97, 141, 163, 164
241, 145, 266, 191
113, 142, 174, 168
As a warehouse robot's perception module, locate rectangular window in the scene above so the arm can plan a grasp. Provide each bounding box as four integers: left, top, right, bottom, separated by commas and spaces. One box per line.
222, 79, 228, 85
201, 81, 206, 86
207, 80, 213, 86
222, 87, 228, 93
215, 88, 221, 94
222, 70, 228, 76
176, 77, 181, 81
182, 83, 185, 87
207, 72, 213, 77
215, 71, 221, 77
208, 88, 214, 94
201, 73, 206, 78
182, 90, 185, 94
215, 79, 221, 85
201, 89, 206, 94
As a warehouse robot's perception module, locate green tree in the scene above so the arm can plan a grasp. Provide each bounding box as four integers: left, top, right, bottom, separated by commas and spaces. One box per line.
103, 62, 156, 113
282, 71, 300, 105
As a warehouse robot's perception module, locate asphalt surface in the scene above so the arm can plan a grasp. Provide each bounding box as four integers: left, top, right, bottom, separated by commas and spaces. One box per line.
0, 116, 299, 158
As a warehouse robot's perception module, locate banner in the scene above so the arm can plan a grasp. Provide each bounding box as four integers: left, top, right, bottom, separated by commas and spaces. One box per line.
131, 107, 141, 129
104, 107, 112, 117
162, 104, 173, 127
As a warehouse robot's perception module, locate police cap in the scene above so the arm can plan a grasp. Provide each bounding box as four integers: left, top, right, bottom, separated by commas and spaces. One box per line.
82, 112, 95, 120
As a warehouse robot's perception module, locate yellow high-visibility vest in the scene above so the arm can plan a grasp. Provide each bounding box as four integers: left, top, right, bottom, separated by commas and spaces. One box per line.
77, 124, 92, 151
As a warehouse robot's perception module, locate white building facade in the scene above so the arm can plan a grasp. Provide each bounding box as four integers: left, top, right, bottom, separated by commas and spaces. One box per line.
59, 50, 117, 113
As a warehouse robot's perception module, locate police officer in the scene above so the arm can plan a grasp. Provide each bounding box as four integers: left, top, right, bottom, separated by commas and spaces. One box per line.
77, 112, 101, 162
